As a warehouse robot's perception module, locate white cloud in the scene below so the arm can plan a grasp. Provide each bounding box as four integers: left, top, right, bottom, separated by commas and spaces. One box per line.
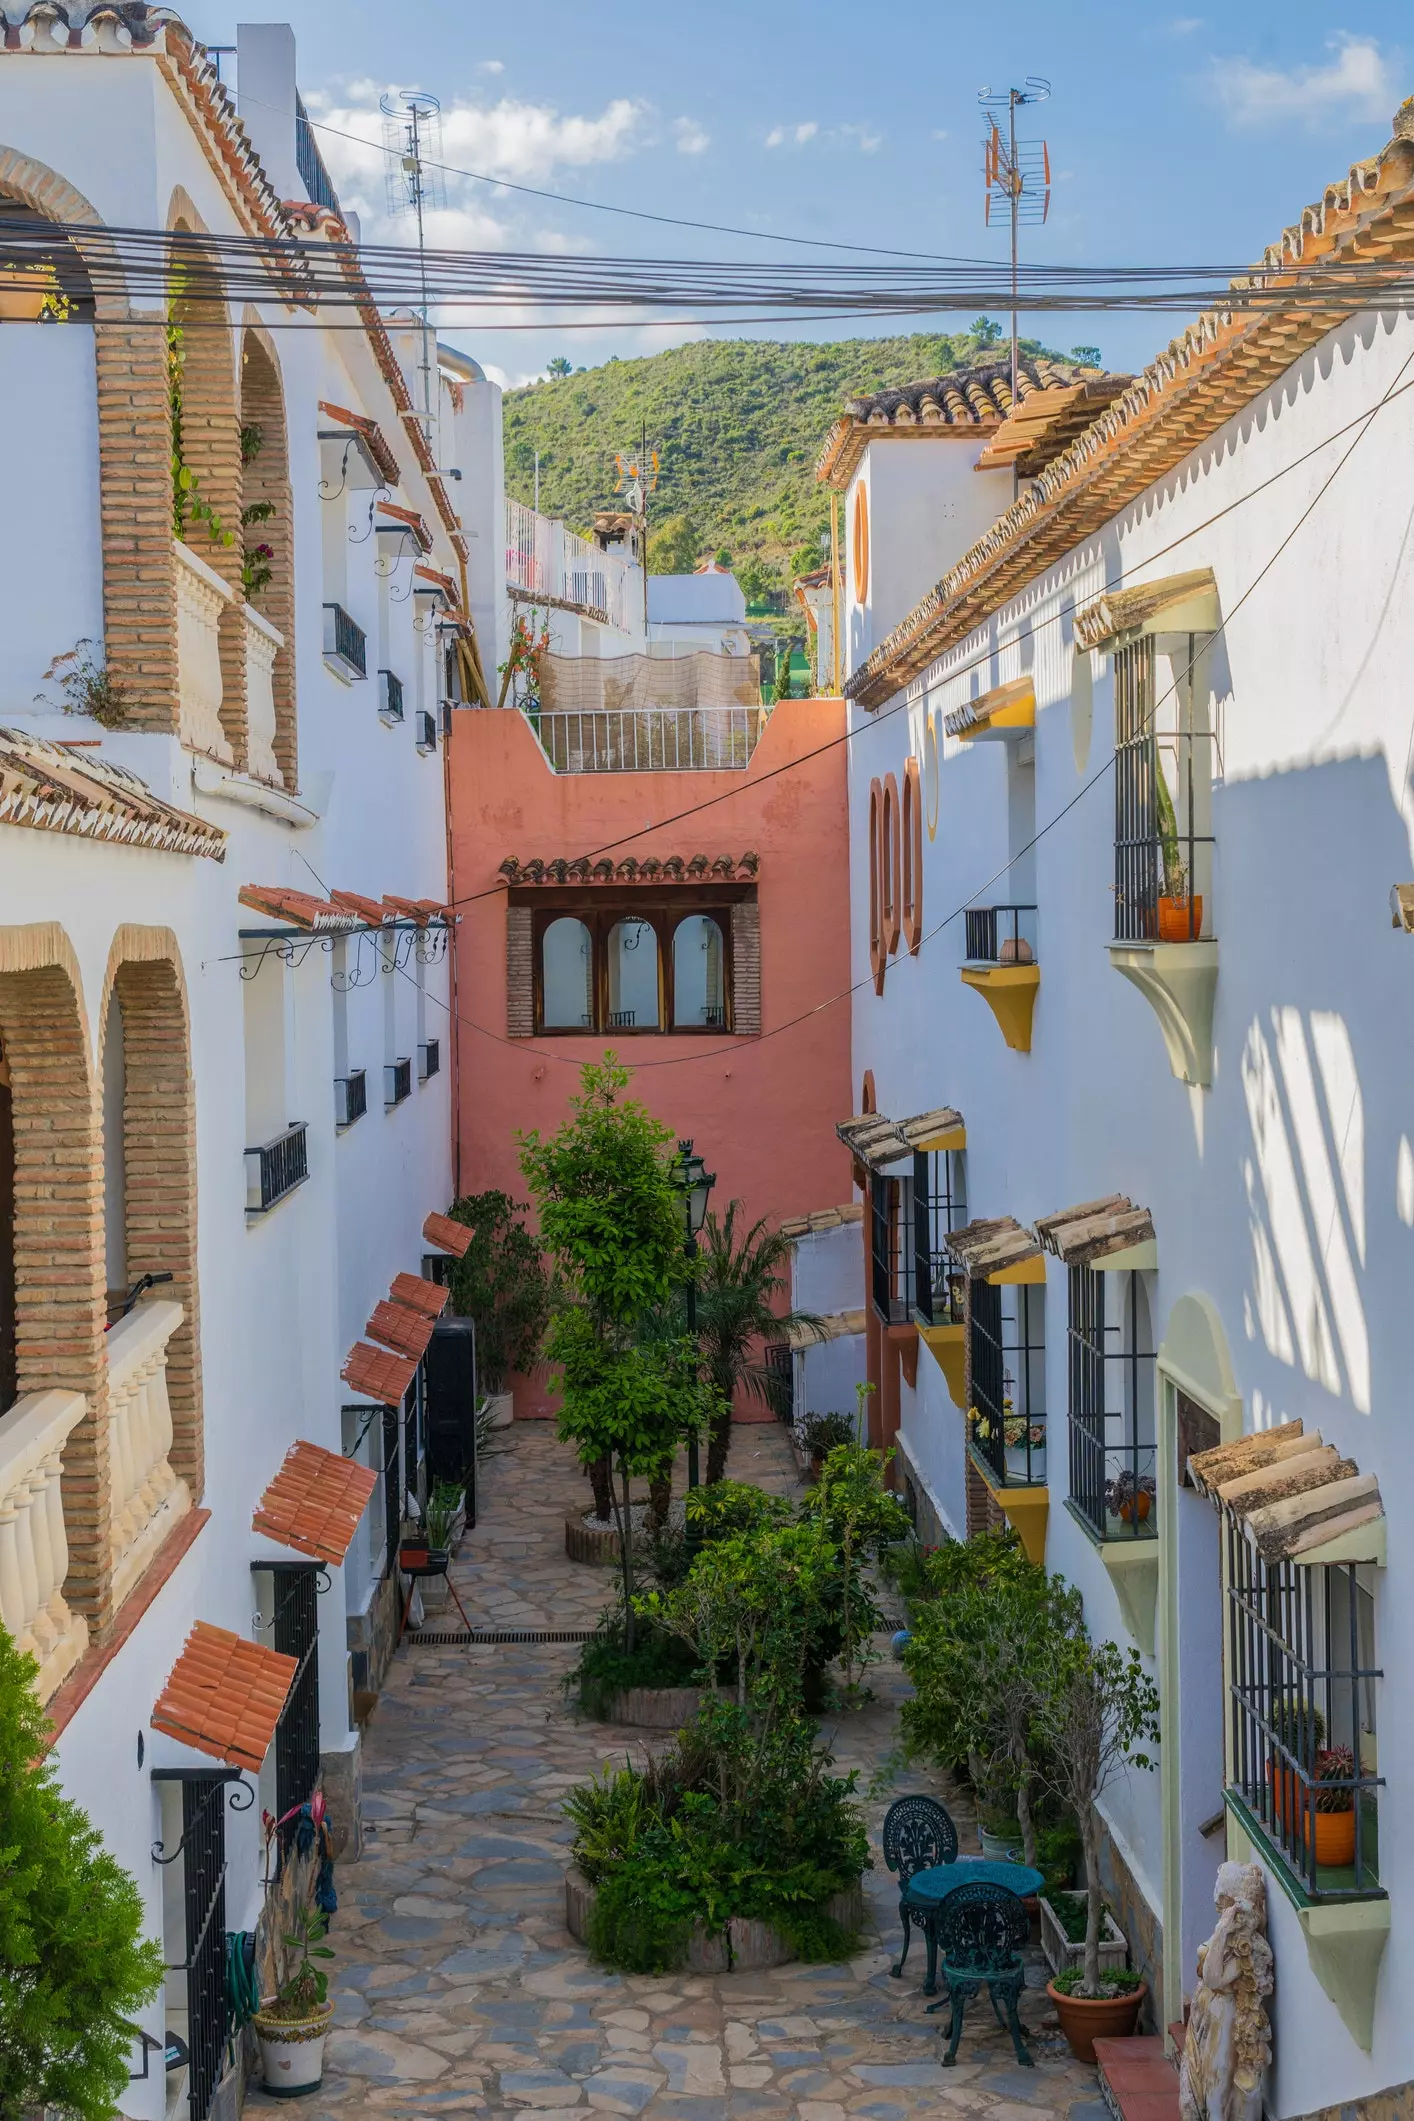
1168, 15, 1203, 32
764, 118, 878, 152
1211, 34, 1395, 128
765, 120, 818, 148
476, 59, 505, 74
930, 127, 949, 140
840, 122, 882, 152
673, 116, 711, 155
307, 84, 651, 202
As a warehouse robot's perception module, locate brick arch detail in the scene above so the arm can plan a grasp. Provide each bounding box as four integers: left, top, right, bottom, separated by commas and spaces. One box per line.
240, 317, 298, 788
0, 923, 111, 1629
0, 144, 179, 735
98, 927, 203, 1506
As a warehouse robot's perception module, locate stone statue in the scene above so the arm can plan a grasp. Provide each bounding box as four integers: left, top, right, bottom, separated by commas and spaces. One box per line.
1178, 1862, 1274, 2121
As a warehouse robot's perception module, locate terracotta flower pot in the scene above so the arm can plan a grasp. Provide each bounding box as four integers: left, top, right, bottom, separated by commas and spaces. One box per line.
1119, 1491, 1152, 1526
1157, 895, 1203, 942
1047, 1978, 1146, 2063
1312, 1808, 1356, 1868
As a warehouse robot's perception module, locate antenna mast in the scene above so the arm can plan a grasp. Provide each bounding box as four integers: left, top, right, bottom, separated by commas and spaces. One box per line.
979, 79, 1051, 415
613, 435, 660, 641
381, 88, 447, 442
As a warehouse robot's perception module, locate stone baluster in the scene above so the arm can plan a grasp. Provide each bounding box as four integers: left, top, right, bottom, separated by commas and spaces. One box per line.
105, 1300, 190, 1613
0, 1390, 89, 1701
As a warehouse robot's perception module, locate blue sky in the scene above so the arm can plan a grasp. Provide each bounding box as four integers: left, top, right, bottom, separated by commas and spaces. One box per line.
202, 1, 1411, 389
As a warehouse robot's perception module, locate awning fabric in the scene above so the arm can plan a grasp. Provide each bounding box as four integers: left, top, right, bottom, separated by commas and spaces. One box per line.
252, 1440, 380, 1567
151, 1621, 297, 1773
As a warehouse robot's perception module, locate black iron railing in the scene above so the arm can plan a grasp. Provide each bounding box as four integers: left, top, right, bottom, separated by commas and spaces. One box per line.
969, 1278, 1047, 1488
381, 1405, 402, 1579
335, 1070, 366, 1129
870, 1170, 914, 1324
1226, 1525, 1382, 1896
607, 1008, 636, 1029
152, 1769, 238, 2121
419, 1039, 440, 1081
270, 1563, 321, 1826
295, 91, 341, 213
378, 669, 404, 723
384, 1057, 412, 1107
1114, 635, 1213, 943
1066, 1263, 1156, 1540
323, 601, 367, 678
911, 1148, 968, 1327
416, 709, 437, 753
965, 904, 1038, 965
244, 1121, 308, 1213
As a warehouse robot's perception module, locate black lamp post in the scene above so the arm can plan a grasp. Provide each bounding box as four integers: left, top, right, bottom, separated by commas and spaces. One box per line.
675, 1138, 715, 1491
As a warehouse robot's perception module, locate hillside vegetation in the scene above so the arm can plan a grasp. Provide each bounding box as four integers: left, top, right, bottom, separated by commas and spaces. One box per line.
501, 327, 1082, 596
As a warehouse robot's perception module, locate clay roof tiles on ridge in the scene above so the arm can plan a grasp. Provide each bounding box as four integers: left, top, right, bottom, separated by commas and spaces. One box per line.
366, 1298, 437, 1363
423, 1211, 473, 1259
252, 1439, 380, 1567
1187, 1418, 1384, 1565
150, 1620, 297, 1774
390, 1272, 452, 1320
340, 1340, 418, 1406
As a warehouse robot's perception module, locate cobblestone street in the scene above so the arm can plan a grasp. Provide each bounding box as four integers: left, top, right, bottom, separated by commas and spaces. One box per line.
262, 1424, 1103, 2121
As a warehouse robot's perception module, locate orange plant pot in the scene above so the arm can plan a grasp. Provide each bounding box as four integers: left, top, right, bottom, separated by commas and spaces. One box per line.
1158, 895, 1203, 942
1047, 1980, 1147, 2063
1118, 1491, 1152, 1527
1312, 1809, 1356, 1869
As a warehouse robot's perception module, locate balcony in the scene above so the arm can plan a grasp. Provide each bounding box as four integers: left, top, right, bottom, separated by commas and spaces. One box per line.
245, 1120, 309, 1214
106, 1299, 191, 1612
378, 669, 404, 726
416, 709, 437, 755
418, 1039, 440, 1081
535, 705, 768, 774
335, 1069, 367, 1129
910, 1141, 969, 1406
0, 1388, 89, 1703
244, 603, 283, 783
174, 537, 235, 763
961, 904, 1039, 1052
384, 1057, 412, 1108
323, 602, 367, 681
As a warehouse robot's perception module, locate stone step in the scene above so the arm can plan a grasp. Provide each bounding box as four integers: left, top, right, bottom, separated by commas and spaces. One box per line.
1095, 2034, 1181, 2121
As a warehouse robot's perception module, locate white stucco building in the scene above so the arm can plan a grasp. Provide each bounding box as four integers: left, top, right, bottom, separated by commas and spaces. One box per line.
0, 12, 482, 2115
824, 106, 1414, 2118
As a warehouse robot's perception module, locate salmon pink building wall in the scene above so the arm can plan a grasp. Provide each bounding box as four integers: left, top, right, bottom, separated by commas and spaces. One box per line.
447, 699, 853, 1417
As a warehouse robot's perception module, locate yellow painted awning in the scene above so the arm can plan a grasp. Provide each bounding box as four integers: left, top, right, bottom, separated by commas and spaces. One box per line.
943, 676, 1035, 742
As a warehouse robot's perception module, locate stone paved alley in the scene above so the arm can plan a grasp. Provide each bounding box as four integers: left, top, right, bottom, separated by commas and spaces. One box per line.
262, 1425, 1104, 2121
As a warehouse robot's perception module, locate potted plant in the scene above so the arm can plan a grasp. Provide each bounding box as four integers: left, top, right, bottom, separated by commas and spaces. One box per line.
1268, 1697, 1326, 1831
1038, 1887, 1130, 1980
1107, 1470, 1155, 1528
1306, 1745, 1356, 1869
799, 1408, 856, 1475
1032, 1609, 1159, 2057
1155, 763, 1202, 942
253, 1905, 336, 2097
419, 1482, 465, 1613
445, 1189, 552, 1427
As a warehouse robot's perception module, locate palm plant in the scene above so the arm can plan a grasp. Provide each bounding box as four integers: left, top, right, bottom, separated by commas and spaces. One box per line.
693, 1201, 824, 1483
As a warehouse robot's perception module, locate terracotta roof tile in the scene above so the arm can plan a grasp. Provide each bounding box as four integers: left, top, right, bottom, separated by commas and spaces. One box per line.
946, 1215, 1043, 1279
1035, 1195, 1155, 1266
377, 500, 434, 553
328, 889, 392, 925
252, 1439, 380, 1567
341, 1340, 418, 1405
423, 1211, 473, 1258
239, 885, 363, 932
413, 564, 461, 609
779, 1203, 866, 1239
317, 400, 402, 486
366, 1299, 437, 1362
382, 894, 452, 925
391, 1271, 452, 1319
150, 1621, 297, 1774
837, 1107, 964, 1172
0, 725, 227, 860
817, 357, 1101, 489
499, 852, 760, 886
1188, 1418, 1383, 1563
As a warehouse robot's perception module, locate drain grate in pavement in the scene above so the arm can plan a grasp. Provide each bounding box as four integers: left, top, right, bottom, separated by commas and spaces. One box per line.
407, 1627, 598, 1647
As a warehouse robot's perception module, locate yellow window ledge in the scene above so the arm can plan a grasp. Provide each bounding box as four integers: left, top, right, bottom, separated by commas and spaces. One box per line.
1107, 939, 1218, 1087
915, 1316, 966, 1407
971, 1447, 1050, 1565
959, 963, 1040, 1052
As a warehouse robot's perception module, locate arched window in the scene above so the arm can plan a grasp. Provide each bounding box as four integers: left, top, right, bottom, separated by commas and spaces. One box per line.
541, 917, 593, 1029
852, 482, 870, 605
607, 918, 660, 1029
881, 771, 901, 956
902, 757, 923, 954
672, 915, 727, 1029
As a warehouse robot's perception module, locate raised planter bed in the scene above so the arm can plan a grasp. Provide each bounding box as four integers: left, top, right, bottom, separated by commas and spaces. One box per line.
604, 1684, 703, 1729
564, 1865, 864, 1974
565, 1512, 623, 1565
1038, 1890, 1129, 1980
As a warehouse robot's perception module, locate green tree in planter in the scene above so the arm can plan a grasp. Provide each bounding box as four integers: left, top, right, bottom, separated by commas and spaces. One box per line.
801, 1443, 910, 1696
520, 1057, 704, 1647
446, 1189, 552, 1396
693, 1200, 824, 1484
0, 1626, 164, 2120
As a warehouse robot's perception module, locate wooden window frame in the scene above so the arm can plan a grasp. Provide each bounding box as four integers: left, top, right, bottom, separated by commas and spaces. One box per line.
902, 756, 923, 954
852, 482, 870, 605
881, 771, 902, 957
523, 887, 747, 1036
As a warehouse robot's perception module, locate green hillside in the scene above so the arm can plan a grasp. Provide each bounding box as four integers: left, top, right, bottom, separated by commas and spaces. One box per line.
501, 327, 1084, 598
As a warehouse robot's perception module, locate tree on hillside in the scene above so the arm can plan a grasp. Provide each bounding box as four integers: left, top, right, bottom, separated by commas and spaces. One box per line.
647, 513, 701, 575
546, 355, 572, 377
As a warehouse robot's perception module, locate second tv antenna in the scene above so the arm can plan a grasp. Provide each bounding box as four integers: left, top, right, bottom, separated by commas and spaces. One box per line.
979, 79, 1051, 417
381, 88, 446, 436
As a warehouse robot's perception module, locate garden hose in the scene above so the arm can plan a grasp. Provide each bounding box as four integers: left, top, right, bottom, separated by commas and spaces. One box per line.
225, 1930, 260, 2054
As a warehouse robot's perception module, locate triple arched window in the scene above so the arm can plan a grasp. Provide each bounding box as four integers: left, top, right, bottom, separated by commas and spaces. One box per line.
534, 901, 733, 1034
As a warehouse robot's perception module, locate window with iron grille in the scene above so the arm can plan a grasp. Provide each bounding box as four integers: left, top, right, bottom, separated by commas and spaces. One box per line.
763, 1340, 793, 1424
382, 1404, 402, 1578
257, 1563, 322, 1828
1066, 1264, 1156, 1540
1113, 634, 1215, 943
969, 1280, 1046, 1488
1225, 1525, 1381, 1897
911, 1148, 968, 1326
152, 1769, 245, 2121
870, 1170, 914, 1324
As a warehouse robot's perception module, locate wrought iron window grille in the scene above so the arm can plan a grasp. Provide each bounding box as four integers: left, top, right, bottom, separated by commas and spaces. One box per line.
150, 1767, 250, 2121
964, 903, 1038, 965
870, 1171, 915, 1325
1066, 1263, 1157, 1540
416, 709, 437, 754
252, 1562, 324, 1835
322, 601, 368, 680
384, 1056, 412, 1107
1225, 1524, 1382, 1899
1113, 634, 1215, 944
377, 668, 405, 724
418, 1039, 440, 1081
244, 1121, 309, 1214
969, 1279, 1046, 1488
911, 1148, 968, 1327
334, 1069, 367, 1129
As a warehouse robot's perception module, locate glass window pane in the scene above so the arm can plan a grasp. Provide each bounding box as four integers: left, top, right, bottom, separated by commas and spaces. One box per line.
542, 917, 593, 1029
672, 915, 726, 1028
607, 918, 659, 1029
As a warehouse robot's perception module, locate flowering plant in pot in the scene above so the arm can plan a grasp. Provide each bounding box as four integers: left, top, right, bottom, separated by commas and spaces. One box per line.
1154, 764, 1202, 942
1306, 1745, 1357, 1869
253, 1905, 336, 2097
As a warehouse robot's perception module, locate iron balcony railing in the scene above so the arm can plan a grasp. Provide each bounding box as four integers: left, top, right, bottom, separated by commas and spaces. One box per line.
416, 709, 437, 754
384, 1057, 412, 1107
334, 1070, 367, 1129
1066, 1263, 1157, 1540
964, 903, 1038, 965
295, 91, 341, 213
911, 1148, 968, 1328
1113, 634, 1215, 943
378, 669, 404, 724
266, 1562, 321, 1826
534, 705, 769, 774
968, 1276, 1047, 1488
418, 1039, 440, 1081
244, 1121, 308, 1213
323, 602, 367, 679
870, 1171, 915, 1325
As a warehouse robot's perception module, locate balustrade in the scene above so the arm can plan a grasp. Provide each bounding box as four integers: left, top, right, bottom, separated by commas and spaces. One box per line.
0, 1388, 89, 1702
173, 537, 236, 762
106, 1299, 191, 1611
244, 602, 283, 782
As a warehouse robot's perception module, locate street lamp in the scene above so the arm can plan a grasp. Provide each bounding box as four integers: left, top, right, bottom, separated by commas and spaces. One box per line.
674, 1138, 715, 1492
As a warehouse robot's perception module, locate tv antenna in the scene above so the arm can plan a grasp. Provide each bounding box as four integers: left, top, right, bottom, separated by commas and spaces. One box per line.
978, 79, 1051, 418
381, 89, 447, 437
614, 438, 660, 637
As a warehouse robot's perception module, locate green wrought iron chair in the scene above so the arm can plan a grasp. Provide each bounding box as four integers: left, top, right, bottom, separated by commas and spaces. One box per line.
881, 1795, 957, 1991
934, 1881, 1032, 2068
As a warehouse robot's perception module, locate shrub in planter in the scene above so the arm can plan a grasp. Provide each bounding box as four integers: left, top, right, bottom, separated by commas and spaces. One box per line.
0, 1625, 164, 2121
253, 1905, 336, 2097
568, 1620, 702, 1721
445, 1189, 551, 1402
1046, 1967, 1147, 2062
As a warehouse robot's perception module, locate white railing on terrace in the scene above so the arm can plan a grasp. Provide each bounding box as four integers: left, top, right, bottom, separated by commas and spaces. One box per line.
505, 498, 636, 631
106, 1299, 190, 1612
0, 1388, 89, 1703
534, 705, 769, 773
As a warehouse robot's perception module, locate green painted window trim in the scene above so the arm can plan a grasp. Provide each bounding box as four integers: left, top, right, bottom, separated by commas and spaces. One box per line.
1222, 1788, 1386, 1913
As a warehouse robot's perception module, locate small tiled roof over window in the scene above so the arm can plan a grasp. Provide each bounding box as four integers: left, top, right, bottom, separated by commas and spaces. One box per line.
366, 1299, 437, 1363
252, 1440, 379, 1566
151, 1621, 297, 1774
1188, 1418, 1384, 1565
777, 1203, 865, 1240
317, 399, 402, 486
945, 1215, 1043, 1278
341, 1340, 418, 1405
377, 500, 434, 552
238, 885, 364, 932
1034, 1196, 1155, 1266
423, 1211, 473, 1259
817, 358, 1103, 489
836, 1107, 964, 1172
0, 728, 227, 859
391, 1271, 452, 1319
